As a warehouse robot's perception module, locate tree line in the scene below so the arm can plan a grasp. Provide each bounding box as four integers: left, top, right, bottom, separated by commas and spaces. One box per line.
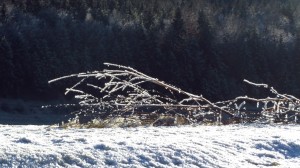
0, 0, 300, 101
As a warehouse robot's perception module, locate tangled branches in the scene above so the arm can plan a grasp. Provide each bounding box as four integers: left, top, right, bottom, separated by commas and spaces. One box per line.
49, 63, 300, 126
216, 79, 300, 124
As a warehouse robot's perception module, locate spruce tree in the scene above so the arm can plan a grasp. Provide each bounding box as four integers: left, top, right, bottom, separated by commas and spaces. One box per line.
161, 7, 186, 87
0, 37, 15, 96
0, 3, 7, 23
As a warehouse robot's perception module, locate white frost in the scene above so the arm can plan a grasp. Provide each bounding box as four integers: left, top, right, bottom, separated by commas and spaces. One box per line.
0, 124, 300, 168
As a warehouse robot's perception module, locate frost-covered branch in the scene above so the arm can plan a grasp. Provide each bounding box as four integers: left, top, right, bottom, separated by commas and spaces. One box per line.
49, 64, 300, 126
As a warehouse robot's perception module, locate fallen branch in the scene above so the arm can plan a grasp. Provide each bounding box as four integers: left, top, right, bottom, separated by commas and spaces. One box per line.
48, 63, 300, 126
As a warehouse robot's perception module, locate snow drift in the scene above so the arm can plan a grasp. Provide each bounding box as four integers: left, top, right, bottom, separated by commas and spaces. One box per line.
0, 124, 300, 167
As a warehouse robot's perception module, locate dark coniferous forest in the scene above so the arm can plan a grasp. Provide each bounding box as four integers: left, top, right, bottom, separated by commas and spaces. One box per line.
1, 0, 300, 101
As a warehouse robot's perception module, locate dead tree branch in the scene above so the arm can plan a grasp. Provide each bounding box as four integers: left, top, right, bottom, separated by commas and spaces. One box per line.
48, 63, 300, 126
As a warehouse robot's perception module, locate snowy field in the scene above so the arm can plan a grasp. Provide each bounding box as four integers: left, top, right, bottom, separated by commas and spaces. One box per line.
0, 124, 300, 168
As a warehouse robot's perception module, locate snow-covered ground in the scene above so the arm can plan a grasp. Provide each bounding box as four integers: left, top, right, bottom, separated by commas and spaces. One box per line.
0, 124, 300, 168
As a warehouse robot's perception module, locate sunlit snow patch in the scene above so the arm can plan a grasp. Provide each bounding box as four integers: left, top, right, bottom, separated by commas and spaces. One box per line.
0, 124, 300, 167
